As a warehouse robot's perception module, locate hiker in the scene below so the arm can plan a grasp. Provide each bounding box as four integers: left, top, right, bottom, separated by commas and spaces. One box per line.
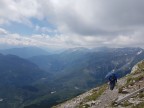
108, 73, 117, 90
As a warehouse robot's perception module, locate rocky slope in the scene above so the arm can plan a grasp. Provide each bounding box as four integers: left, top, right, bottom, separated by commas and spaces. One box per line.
53, 60, 144, 108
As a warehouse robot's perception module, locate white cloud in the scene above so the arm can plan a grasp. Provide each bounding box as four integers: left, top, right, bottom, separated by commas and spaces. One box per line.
0, 0, 144, 48
35, 25, 58, 34
59, 0, 144, 37
0, 0, 44, 25
0, 28, 8, 35
0, 27, 143, 49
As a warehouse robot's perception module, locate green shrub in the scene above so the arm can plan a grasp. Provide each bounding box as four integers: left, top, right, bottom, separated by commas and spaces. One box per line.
125, 77, 135, 87
122, 100, 132, 107
126, 77, 133, 84
118, 86, 123, 93
132, 70, 141, 75
138, 92, 144, 98
134, 75, 144, 82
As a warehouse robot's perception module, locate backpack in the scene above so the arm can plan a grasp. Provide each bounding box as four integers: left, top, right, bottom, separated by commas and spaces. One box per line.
109, 75, 116, 82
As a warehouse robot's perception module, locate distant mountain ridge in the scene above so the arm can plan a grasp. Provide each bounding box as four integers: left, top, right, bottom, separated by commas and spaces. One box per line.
0, 53, 52, 108
0, 47, 49, 58
0, 47, 144, 108
0, 53, 48, 86
25, 47, 144, 108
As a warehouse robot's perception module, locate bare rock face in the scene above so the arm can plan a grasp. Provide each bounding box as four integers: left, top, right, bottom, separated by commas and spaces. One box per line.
131, 60, 144, 74
131, 64, 139, 74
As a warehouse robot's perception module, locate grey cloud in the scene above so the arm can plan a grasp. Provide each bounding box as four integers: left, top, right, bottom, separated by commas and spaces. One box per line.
101, 0, 144, 26
0, 28, 8, 35
1, 0, 144, 36
0, 0, 144, 48
1, 0, 144, 37
51, 0, 144, 36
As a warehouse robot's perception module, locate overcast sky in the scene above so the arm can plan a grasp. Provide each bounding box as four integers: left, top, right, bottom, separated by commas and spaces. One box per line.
0, 0, 144, 49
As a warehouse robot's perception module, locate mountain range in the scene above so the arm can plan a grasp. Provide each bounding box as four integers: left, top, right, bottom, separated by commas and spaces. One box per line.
25, 47, 144, 108
0, 47, 49, 58
0, 47, 144, 108
0, 53, 51, 108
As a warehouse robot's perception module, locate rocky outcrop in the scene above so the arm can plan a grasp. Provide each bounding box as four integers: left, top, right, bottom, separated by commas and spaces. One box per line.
131, 60, 144, 74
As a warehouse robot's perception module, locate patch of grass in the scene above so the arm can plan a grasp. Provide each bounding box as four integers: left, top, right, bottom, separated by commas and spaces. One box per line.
84, 84, 107, 101
126, 77, 133, 84
132, 101, 144, 108
138, 61, 144, 69
132, 70, 141, 75
138, 92, 144, 98
132, 61, 144, 75
134, 75, 144, 82
118, 86, 124, 93
131, 59, 144, 72
121, 100, 132, 107
78, 84, 107, 108
125, 77, 135, 87
124, 74, 144, 88
118, 86, 129, 94
110, 100, 118, 107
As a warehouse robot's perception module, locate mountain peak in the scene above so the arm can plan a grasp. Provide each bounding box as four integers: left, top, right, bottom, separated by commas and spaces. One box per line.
63, 47, 89, 53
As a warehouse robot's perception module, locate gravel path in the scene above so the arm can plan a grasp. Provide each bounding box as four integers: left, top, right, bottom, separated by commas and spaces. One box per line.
90, 77, 127, 108
91, 88, 118, 108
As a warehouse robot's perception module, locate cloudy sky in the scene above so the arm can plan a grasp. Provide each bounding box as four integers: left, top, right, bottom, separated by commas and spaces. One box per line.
0, 0, 144, 49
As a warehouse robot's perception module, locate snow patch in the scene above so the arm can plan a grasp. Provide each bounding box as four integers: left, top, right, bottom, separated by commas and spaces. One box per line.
0, 98, 3, 102
51, 91, 56, 94
74, 86, 79, 90
137, 50, 143, 55
131, 64, 139, 73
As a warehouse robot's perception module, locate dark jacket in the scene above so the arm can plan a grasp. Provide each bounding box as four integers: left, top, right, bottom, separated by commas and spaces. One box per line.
109, 74, 117, 90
